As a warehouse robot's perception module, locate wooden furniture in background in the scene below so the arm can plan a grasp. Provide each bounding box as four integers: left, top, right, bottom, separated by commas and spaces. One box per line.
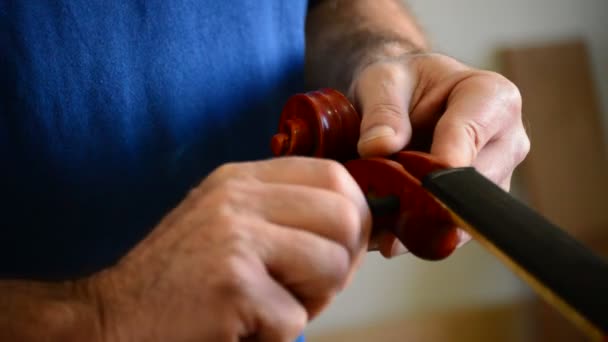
501, 39, 608, 244
501, 39, 607, 342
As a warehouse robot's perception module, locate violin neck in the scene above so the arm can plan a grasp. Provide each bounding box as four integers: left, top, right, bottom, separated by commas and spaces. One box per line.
422, 167, 608, 339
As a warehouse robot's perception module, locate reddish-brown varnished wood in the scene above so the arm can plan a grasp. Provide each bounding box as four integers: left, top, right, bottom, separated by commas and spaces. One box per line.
346, 154, 459, 260
271, 88, 360, 161
272, 89, 459, 260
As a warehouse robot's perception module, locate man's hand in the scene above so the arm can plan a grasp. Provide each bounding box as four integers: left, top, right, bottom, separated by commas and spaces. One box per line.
352, 53, 530, 257
306, 0, 530, 258
89, 157, 371, 341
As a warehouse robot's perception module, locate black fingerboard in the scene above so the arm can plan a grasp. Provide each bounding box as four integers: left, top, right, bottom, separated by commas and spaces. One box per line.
422, 167, 608, 335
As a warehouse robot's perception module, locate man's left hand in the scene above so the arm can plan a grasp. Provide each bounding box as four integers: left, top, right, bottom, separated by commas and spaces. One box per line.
351, 53, 530, 257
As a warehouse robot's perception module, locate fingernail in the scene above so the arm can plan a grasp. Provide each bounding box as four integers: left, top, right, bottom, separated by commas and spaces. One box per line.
360, 125, 396, 144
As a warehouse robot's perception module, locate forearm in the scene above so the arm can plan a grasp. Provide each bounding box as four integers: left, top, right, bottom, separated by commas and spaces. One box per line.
306, 0, 428, 92
0, 279, 103, 342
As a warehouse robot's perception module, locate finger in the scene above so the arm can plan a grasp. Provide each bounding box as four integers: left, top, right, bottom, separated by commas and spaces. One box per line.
243, 268, 308, 342
471, 131, 530, 190
247, 182, 370, 258
250, 218, 352, 318
374, 228, 473, 257
430, 74, 522, 168
212, 158, 369, 218
352, 61, 416, 157
378, 231, 408, 258
246, 158, 372, 249
456, 229, 472, 248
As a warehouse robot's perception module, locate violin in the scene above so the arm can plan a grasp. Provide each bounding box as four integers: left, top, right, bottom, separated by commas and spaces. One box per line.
271, 88, 608, 340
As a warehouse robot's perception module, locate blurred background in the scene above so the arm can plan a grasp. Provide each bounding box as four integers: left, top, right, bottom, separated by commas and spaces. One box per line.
306, 0, 608, 341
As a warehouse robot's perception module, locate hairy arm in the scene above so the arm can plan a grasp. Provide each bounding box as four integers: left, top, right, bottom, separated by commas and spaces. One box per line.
306, 0, 428, 92
0, 279, 103, 342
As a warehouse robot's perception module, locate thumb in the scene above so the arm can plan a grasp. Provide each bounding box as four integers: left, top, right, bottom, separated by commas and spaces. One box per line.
352, 62, 416, 157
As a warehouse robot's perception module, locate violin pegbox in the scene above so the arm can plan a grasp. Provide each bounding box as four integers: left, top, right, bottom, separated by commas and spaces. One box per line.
271, 88, 360, 161
271, 89, 460, 260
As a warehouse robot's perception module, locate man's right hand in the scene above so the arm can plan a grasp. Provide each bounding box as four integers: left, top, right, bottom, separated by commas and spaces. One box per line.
89, 157, 371, 342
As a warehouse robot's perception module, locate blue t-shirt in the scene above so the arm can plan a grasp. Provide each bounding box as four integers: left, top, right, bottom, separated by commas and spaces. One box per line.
0, 1, 309, 279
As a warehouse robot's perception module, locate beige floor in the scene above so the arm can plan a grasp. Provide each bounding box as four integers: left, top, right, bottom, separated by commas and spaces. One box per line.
307, 300, 590, 342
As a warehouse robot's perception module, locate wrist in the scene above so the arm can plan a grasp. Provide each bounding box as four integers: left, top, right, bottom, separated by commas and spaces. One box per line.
85, 268, 133, 342
54, 279, 108, 342
306, 29, 425, 94
345, 39, 425, 96
305, 0, 429, 93
0, 278, 108, 342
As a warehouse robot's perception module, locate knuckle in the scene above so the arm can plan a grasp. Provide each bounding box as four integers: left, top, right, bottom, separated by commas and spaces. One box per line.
203, 195, 252, 247
209, 207, 236, 230
363, 60, 404, 80
326, 245, 351, 289
217, 177, 246, 196
514, 131, 531, 164
419, 52, 461, 68
480, 71, 523, 115
410, 53, 470, 80
217, 254, 255, 299
366, 102, 403, 124
333, 199, 362, 253
199, 162, 246, 192
499, 80, 523, 115
320, 160, 352, 194
291, 311, 308, 337
463, 119, 485, 152
213, 213, 252, 250
281, 308, 308, 341
206, 179, 248, 214
214, 162, 240, 179
185, 185, 203, 202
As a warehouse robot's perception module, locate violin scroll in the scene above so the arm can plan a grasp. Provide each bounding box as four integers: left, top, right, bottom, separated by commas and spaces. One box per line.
271, 88, 360, 161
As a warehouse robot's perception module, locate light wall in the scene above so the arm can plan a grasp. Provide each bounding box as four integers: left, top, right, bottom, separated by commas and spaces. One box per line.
408, 0, 608, 145
306, 0, 608, 336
